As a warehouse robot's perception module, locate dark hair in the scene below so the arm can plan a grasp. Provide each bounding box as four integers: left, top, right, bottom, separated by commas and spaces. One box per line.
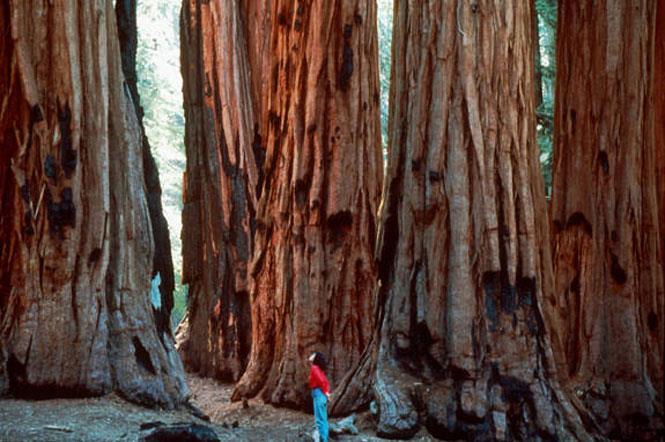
312, 352, 327, 372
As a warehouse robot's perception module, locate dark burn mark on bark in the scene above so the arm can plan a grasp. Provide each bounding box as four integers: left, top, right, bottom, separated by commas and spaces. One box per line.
326, 210, 353, 248
88, 247, 102, 266
569, 274, 580, 293
517, 277, 536, 307
647, 312, 657, 332
598, 150, 609, 174
566, 211, 592, 236
484, 273, 541, 333
338, 24, 354, 91
20, 184, 30, 203
295, 178, 309, 209
133, 336, 157, 375
517, 277, 541, 334
611, 230, 619, 242
483, 271, 500, 330
46, 187, 76, 237
44, 154, 57, 179
277, 11, 288, 27
7, 353, 28, 388
271, 62, 279, 95
231, 173, 250, 261
354, 14, 362, 25
23, 210, 34, 236
58, 103, 77, 178
252, 125, 265, 198
30, 104, 43, 123
307, 124, 317, 134
610, 253, 627, 284
429, 170, 443, 182
449, 365, 473, 382
268, 110, 280, 130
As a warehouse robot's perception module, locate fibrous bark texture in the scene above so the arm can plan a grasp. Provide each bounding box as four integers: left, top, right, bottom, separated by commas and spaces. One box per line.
176, 0, 262, 381
0, 0, 187, 407
231, 0, 383, 409
550, 1, 664, 438
115, 0, 176, 339
657, 2, 665, 285
332, 2, 589, 440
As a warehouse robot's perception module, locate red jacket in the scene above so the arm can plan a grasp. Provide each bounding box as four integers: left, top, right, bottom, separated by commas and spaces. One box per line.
308, 364, 330, 394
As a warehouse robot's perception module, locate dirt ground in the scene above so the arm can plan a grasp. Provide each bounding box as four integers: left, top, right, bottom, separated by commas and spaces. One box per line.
0, 374, 436, 441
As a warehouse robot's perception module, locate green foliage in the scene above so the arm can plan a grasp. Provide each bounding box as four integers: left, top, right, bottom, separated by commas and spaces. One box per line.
171, 271, 188, 327
377, 0, 393, 161
536, 0, 557, 197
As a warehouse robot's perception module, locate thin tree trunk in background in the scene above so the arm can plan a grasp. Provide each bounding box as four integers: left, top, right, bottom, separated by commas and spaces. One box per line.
332, 2, 588, 439
231, 0, 383, 409
550, 1, 664, 438
177, 0, 263, 381
0, 0, 187, 407
115, 0, 176, 339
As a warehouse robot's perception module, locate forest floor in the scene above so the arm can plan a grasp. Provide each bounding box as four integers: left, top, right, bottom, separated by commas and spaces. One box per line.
0, 374, 436, 441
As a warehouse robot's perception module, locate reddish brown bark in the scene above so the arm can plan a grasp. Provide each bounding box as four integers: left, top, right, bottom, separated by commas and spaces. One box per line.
0, 0, 186, 407
550, 1, 664, 438
657, 1, 665, 282
176, 0, 263, 381
332, 2, 588, 440
231, 0, 383, 408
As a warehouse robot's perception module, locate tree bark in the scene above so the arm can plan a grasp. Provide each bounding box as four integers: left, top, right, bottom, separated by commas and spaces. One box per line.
231, 0, 383, 409
332, 2, 589, 440
115, 0, 176, 340
176, 0, 263, 382
656, 2, 665, 285
550, 1, 664, 438
0, 0, 187, 407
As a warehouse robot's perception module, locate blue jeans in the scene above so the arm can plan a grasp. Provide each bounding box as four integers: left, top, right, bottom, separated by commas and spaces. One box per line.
311, 388, 328, 442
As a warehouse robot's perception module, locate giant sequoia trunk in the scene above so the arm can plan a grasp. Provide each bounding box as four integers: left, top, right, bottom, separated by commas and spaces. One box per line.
550, 1, 664, 438
176, 0, 263, 381
115, 0, 176, 340
231, 0, 383, 408
332, 2, 588, 440
0, 0, 187, 407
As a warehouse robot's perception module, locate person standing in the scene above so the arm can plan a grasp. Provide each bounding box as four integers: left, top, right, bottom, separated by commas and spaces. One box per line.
308, 352, 330, 442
